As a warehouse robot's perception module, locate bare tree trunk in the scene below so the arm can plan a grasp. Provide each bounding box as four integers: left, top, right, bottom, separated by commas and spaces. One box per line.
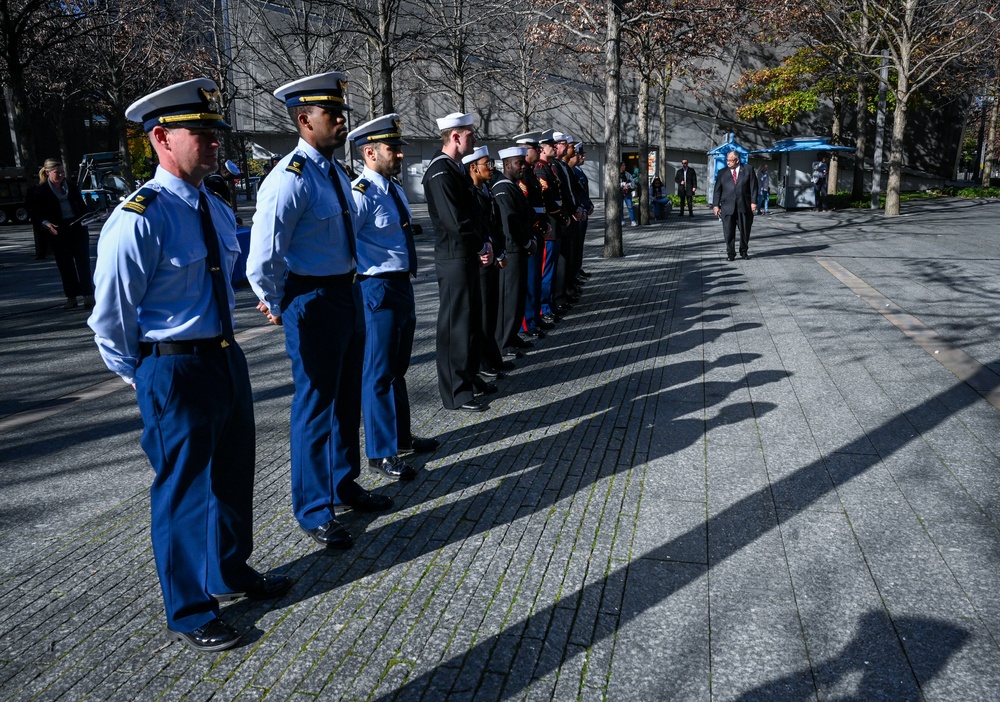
885, 80, 908, 217
829, 90, 842, 196
378, 0, 393, 113
603, 0, 623, 258
852, 75, 867, 200
637, 73, 650, 225
116, 116, 135, 194
7, 71, 36, 169
658, 83, 668, 183
982, 93, 997, 188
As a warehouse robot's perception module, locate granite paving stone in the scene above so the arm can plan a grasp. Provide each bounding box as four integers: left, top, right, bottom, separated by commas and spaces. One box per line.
1, 201, 999, 700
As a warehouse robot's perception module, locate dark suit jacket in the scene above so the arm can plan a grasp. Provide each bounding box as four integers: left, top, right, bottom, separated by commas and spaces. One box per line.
27, 181, 88, 229
674, 166, 698, 194
713, 166, 759, 216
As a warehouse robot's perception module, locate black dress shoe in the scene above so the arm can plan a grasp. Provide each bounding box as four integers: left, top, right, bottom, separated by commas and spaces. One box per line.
214, 573, 294, 603
301, 520, 353, 549
168, 618, 241, 652
512, 337, 534, 348
523, 328, 546, 338
457, 400, 488, 412
740, 253, 749, 260
502, 347, 524, 358
341, 489, 394, 512
480, 368, 505, 379
498, 360, 516, 371
474, 380, 498, 394
540, 315, 556, 326
579, 269, 592, 278
399, 436, 439, 454
369, 456, 417, 480
727, 255, 736, 262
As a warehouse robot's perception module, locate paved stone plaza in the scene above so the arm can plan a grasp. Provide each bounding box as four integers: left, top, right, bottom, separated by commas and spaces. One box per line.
1, 198, 998, 700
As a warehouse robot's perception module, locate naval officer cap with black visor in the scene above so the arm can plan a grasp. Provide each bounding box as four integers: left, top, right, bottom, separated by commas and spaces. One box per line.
126, 78, 231, 132
274, 72, 353, 111
348, 114, 408, 146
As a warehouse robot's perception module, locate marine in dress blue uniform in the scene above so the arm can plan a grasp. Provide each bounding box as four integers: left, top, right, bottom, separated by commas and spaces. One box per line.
247, 72, 393, 552
347, 114, 439, 481
512, 132, 548, 339
87, 78, 290, 653
534, 130, 567, 321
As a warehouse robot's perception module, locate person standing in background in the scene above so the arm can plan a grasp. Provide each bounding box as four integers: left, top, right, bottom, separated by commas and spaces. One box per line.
27, 159, 94, 309
674, 159, 697, 216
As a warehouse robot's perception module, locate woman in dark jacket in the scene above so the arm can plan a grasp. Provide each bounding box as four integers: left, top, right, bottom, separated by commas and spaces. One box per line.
27, 159, 94, 309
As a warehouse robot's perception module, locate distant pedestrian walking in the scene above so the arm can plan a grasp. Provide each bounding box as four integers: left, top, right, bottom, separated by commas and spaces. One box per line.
758, 164, 770, 214
811, 153, 829, 211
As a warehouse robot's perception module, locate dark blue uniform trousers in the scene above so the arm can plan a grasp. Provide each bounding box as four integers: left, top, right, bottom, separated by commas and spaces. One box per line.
522, 241, 543, 332
282, 275, 365, 529
360, 276, 415, 459
540, 238, 560, 315
135, 343, 256, 633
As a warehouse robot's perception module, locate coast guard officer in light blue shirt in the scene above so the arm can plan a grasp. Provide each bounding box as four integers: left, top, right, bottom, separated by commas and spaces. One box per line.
347, 114, 440, 481
247, 72, 393, 552
87, 78, 291, 653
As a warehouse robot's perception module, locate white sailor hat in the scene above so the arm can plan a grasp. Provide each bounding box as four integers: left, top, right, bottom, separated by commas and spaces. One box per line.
274, 72, 352, 110
538, 129, 558, 144
436, 112, 475, 130
348, 113, 408, 146
126, 78, 231, 132
552, 131, 569, 143
497, 146, 527, 160
513, 131, 542, 146
461, 146, 490, 165
574, 142, 586, 153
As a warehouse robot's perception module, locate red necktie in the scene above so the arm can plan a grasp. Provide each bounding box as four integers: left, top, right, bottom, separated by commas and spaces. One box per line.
732, 169, 738, 184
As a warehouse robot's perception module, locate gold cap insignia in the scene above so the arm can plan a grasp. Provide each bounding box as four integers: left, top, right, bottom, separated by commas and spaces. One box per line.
199, 87, 222, 114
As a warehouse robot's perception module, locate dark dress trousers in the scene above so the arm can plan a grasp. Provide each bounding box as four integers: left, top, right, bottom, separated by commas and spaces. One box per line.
491, 176, 533, 351
713, 165, 759, 257
422, 152, 487, 409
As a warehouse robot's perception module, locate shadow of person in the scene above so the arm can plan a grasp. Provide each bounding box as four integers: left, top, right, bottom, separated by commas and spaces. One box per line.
732, 610, 969, 701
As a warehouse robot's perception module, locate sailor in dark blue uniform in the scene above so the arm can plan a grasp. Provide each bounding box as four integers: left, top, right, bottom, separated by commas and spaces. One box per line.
247, 72, 394, 554
88, 79, 291, 653
421, 112, 494, 412
347, 114, 439, 480
491, 146, 536, 355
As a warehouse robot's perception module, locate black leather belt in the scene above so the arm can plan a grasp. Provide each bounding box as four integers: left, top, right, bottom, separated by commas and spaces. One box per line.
287, 271, 356, 286
356, 271, 410, 281
139, 337, 229, 358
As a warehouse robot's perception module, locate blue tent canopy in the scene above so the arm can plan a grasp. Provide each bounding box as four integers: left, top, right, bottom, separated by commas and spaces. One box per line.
752, 136, 853, 154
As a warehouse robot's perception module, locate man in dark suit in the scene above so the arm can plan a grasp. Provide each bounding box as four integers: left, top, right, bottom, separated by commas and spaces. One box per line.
674, 159, 698, 216
712, 151, 759, 261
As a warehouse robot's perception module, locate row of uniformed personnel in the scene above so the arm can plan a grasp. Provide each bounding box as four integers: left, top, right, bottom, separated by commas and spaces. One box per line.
85, 71, 594, 653
422, 116, 595, 412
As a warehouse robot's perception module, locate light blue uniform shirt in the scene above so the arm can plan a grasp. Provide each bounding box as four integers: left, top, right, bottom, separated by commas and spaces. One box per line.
246, 138, 357, 317
87, 166, 239, 385
351, 166, 411, 276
